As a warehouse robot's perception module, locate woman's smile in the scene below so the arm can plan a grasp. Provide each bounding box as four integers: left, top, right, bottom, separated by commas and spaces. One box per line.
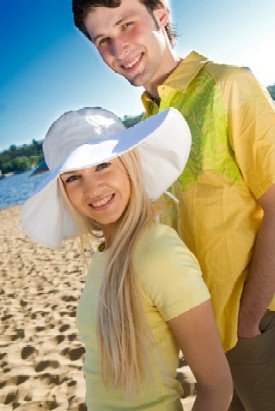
88, 193, 115, 210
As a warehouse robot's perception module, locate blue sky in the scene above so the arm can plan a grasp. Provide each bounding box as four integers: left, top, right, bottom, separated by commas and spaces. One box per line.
1, 0, 275, 151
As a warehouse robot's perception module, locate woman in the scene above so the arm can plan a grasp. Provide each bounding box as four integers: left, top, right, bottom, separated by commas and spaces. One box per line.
22, 107, 232, 410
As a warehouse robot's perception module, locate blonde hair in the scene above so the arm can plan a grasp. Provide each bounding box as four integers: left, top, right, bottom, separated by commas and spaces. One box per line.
60, 149, 158, 395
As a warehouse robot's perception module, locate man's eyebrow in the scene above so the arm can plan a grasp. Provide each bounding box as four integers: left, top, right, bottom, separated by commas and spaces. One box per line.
93, 32, 105, 43
92, 17, 129, 42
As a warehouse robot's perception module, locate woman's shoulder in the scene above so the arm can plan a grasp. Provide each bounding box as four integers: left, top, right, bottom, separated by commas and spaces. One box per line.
137, 221, 183, 249
133, 222, 200, 272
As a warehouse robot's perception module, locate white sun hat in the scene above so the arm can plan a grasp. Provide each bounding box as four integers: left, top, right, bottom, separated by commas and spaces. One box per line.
21, 107, 191, 248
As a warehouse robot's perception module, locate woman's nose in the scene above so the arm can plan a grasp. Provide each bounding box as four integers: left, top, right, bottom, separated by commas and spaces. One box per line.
82, 171, 102, 197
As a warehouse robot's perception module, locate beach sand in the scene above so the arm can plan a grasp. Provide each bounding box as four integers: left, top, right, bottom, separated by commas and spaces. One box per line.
0, 206, 196, 410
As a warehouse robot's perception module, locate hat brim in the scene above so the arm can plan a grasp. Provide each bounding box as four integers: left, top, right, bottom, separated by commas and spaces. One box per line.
21, 108, 191, 248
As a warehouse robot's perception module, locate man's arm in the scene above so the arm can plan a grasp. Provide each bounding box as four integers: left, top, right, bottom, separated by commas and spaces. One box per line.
238, 183, 275, 338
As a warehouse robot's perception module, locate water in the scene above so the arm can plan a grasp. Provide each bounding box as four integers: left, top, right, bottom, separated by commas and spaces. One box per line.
0, 171, 49, 210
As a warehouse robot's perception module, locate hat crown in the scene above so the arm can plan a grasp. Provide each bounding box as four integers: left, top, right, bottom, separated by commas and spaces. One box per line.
43, 107, 125, 171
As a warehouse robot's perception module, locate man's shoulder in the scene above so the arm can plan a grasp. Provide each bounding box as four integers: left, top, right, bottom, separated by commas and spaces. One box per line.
165, 51, 252, 93
204, 59, 264, 105
204, 59, 251, 84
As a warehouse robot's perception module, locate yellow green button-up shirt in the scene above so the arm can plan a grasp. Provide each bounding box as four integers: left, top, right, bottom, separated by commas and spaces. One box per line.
142, 51, 275, 351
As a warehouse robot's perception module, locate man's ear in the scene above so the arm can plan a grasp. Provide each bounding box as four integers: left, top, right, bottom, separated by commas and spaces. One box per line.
153, 5, 170, 28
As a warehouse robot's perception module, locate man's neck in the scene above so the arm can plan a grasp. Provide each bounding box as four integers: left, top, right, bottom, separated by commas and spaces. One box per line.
144, 53, 181, 101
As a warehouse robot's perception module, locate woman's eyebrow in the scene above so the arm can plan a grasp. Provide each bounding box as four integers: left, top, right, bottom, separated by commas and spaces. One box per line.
61, 170, 78, 175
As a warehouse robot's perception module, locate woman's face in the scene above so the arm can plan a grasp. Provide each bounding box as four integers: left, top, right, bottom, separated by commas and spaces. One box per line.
61, 158, 131, 240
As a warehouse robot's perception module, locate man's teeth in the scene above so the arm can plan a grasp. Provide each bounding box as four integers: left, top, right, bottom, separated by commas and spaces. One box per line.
123, 55, 140, 69
91, 195, 113, 207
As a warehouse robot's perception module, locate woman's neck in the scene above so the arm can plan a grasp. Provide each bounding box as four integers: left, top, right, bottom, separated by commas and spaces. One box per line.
102, 223, 117, 249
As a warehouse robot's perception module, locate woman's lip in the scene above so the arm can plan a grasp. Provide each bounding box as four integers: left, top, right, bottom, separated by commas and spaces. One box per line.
88, 194, 115, 210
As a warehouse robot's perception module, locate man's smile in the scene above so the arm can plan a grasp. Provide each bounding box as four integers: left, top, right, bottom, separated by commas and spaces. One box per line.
120, 52, 144, 71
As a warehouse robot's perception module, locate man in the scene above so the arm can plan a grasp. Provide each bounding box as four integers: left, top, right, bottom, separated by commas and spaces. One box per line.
72, 1, 275, 409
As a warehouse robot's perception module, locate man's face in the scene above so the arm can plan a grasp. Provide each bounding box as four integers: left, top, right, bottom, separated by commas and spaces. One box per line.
84, 0, 172, 94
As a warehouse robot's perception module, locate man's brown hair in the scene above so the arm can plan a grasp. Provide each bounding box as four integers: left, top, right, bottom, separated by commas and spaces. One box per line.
72, 0, 176, 46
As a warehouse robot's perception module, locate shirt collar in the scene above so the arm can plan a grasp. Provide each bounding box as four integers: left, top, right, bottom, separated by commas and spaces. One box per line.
142, 51, 209, 112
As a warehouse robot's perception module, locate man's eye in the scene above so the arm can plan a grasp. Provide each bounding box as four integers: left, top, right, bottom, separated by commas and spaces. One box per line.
96, 162, 110, 171
99, 37, 110, 46
122, 21, 134, 30
65, 175, 80, 183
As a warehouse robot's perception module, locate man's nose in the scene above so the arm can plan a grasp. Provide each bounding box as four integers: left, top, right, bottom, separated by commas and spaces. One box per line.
111, 37, 129, 59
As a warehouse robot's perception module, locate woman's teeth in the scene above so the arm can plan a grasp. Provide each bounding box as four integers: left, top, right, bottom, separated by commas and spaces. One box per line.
90, 194, 113, 207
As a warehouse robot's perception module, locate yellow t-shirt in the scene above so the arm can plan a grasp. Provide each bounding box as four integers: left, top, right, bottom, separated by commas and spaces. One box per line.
76, 222, 210, 410
142, 51, 275, 352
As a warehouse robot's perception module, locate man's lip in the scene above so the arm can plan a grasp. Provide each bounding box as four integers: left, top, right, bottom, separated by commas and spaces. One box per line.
120, 52, 143, 70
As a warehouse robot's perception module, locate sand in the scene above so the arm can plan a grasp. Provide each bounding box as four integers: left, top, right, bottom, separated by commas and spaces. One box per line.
0, 206, 196, 411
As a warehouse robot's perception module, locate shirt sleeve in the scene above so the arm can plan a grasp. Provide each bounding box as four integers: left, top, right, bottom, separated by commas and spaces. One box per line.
134, 224, 210, 321
219, 66, 275, 199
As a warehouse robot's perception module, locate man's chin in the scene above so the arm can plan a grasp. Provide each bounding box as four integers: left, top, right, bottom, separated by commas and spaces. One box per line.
128, 79, 142, 87
126, 75, 146, 88
113, 69, 145, 87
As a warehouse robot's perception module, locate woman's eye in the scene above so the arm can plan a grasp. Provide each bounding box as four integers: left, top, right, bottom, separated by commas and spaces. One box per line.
96, 162, 110, 171
65, 175, 80, 183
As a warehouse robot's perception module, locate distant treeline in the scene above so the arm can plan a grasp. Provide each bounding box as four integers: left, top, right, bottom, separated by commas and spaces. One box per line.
0, 113, 143, 175
0, 139, 43, 174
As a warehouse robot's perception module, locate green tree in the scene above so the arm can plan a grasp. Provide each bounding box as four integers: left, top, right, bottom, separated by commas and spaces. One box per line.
29, 155, 41, 166
9, 144, 17, 151
121, 113, 143, 128
267, 84, 275, 100
13, 156, 31, 172
0, 161, 13, 174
